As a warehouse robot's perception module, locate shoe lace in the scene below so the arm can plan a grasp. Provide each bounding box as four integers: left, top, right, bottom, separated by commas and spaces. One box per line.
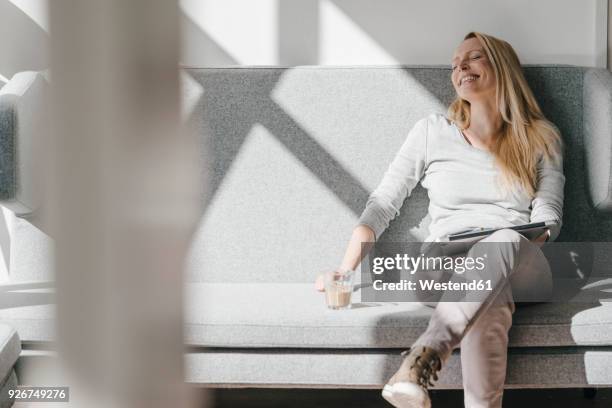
400, 348, 441, 388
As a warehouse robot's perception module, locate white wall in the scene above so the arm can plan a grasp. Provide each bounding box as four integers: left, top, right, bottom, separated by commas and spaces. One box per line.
180, 0, 608, 67
0, 0, 48, 85
2, 0, 607, 72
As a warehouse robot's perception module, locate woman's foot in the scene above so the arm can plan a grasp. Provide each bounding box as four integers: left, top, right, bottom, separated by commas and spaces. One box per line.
382, 346, 442, 408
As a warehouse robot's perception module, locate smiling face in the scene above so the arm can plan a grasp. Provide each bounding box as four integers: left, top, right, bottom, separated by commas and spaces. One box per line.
451, 37, 496, 102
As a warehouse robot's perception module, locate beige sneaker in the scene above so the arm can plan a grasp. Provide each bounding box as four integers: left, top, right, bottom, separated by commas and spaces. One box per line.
382, 346, 442, 408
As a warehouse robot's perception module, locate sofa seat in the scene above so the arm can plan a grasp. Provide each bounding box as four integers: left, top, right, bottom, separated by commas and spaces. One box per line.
0, 324, 20, 408
3, 282, 612, 388
185, 283, 612, 348
2, 282, 611, 349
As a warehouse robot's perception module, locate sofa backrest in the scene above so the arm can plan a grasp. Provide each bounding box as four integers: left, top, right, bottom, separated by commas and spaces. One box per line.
0, 71, 47, 215
3, 67, 611, 284
183, 66, 612, 283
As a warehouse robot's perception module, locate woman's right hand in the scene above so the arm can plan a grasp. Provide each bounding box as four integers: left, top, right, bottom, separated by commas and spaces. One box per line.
315, 225, 375, 293
315, 273, 325, 292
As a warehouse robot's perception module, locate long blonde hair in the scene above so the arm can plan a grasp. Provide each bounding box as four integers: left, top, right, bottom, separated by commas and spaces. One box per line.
448, 32, 563, 197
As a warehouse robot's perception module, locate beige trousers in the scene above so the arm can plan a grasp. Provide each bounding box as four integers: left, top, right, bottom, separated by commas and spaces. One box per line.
413, 228, 553, 408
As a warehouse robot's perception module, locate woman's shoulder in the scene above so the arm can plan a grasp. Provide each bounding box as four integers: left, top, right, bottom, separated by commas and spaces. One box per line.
412, 113, 457, 138
422, 113, 455, 128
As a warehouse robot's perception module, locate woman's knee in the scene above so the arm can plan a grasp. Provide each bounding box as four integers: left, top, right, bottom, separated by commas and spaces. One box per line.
468, 303, 514, 338
485, 228, 523, 243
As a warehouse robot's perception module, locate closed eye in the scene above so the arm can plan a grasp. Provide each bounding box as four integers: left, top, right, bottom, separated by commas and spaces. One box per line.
451, 55, 482, 70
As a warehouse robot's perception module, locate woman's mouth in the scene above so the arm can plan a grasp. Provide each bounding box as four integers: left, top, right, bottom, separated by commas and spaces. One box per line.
460, 74, 479, 86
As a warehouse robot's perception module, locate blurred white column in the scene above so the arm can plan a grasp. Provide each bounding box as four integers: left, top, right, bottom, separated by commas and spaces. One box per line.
45, 0, 202, 406
608, 0, 612, 70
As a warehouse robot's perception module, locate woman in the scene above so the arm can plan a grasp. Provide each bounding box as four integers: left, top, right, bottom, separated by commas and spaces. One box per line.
316, 32, 565, 408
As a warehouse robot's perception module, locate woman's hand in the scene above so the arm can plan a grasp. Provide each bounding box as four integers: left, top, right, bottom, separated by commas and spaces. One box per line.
532, 229, 550, 247
316, 225, 375, 292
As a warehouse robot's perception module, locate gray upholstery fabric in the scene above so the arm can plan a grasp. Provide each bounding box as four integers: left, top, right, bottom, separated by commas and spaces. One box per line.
0, 370, 17, 408
182, 66, 612, 283
0, 285, 55, 343
0, 91, 16, 201
0, 324, 20, 393
186, 347, 612, 388
184, 283, 612, 348
584, 68, 612, 211
1, 277, 612, 387
0, 71, 47, 215
3, 283, 610, 349
8, 212, 54, 282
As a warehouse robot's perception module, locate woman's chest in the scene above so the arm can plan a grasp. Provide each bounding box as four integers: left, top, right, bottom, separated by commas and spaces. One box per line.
421, 151, 532, 210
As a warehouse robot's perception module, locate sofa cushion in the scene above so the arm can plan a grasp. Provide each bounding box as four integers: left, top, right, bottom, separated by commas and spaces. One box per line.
185, 283, 612, 348
186, 348, 612, 388
0, 71, 47, 215
1, 282, 611, 348
0, 370, 17, 408
0, 324, 20, 388
584, 68, 612, 211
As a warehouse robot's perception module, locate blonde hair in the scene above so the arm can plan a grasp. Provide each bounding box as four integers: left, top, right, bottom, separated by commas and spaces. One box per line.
448, 31, 563, 197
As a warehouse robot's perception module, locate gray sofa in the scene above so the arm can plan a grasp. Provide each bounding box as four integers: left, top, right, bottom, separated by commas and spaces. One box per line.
0, 324, 19, 408
1, 66, 612, 390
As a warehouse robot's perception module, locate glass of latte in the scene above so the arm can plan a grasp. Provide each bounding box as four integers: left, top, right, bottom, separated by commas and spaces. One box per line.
324, 269, 355, 310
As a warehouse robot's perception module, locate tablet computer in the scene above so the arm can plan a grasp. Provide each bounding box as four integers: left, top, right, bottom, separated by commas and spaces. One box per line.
425, 221, 552, 256
446, 221, 552, 242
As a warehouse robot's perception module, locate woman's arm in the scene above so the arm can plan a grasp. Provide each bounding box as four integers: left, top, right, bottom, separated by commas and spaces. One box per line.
530, 143, 565, 242
356, 117, 429, 240
315, 225, 375, 291
316, 117, 429, 291
532, 229, 550, 247
338, 224, 376, 272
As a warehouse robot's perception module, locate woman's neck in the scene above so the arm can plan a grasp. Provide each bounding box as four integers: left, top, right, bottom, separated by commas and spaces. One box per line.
466, 99, 503, 149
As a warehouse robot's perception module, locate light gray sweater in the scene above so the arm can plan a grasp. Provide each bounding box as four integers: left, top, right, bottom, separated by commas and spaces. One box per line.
357, 113, 565, 242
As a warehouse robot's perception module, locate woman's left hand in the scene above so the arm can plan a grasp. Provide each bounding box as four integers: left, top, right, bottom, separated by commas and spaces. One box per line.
532, 230, 550, 247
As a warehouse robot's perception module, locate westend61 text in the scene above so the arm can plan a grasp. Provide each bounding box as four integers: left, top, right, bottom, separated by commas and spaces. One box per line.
373, 279, 493, 292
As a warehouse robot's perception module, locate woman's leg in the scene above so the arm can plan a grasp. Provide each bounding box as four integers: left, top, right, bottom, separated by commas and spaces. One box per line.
411, 228, 527, 362
458, 234, 552, 408
408, 229, 552, 405
459, 303, 513, 408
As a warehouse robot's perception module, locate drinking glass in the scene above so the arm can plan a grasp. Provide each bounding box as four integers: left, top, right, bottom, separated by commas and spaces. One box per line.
324, 269, 355, 310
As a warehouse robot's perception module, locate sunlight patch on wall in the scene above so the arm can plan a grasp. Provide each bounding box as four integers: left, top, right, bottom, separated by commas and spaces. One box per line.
8, 0, 48, 31
181, 0, 278, 65
319, 0, 397, 65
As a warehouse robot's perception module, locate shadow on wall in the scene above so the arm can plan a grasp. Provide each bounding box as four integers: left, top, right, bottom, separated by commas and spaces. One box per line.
277, 0, 319, 65
180, 11, 237, 66
0, 0, 48, 80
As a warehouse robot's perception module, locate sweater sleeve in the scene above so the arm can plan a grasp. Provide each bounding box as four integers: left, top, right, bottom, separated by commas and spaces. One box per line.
356, 117, 428, 240
529, 146, 565, 241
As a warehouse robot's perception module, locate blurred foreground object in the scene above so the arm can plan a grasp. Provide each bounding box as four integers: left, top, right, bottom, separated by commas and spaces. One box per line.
44, 0, 202, 406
